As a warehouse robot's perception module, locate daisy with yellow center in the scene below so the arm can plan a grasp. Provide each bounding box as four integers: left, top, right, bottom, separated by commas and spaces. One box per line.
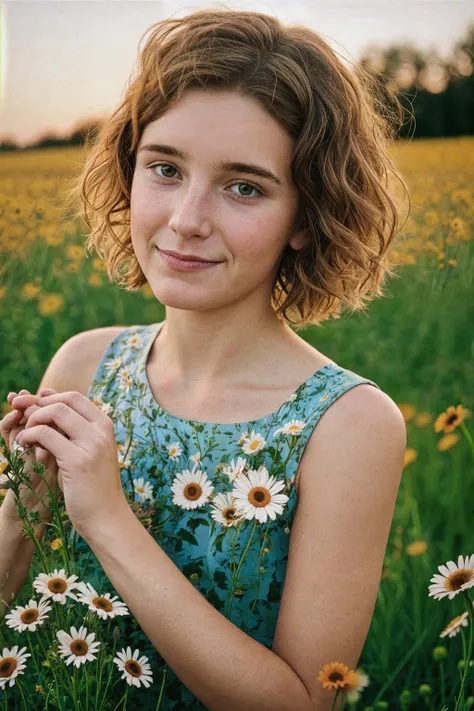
104, 357, 123, 372
317, 661, 359, 690
168, 441, 183, 460
56, 626, 101, 668
0, 646, 31, 689
428, 554, 474, 600
210, 493, 244, 528
222, 456, 247, 482
33, 569, 80, 605
5, 599, 52, 633
231, 465, 289, 524
76, 582, 130, 620
171, 467, 214, 510
132, 477, 154, 503
440, 611, 469, 639
434, 404, 469, 433
127, 334, 143, 350
118, 369, 134, 393
240, 430, 266, 456
114, 647, 154, 688
273, 419, 306, 438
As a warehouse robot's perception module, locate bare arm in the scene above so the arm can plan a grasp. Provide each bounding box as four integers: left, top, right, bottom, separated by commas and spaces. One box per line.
0, 511, 46, 617
0, 326, 125, 616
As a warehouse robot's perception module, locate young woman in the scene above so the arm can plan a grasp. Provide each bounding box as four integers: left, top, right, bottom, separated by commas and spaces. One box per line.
1, 7, 409, 709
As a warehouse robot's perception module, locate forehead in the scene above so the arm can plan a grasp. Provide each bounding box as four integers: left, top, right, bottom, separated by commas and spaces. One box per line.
138, 90, 294, 167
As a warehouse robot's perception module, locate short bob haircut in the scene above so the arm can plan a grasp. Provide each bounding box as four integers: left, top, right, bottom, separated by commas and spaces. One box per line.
64, 6, 411, 330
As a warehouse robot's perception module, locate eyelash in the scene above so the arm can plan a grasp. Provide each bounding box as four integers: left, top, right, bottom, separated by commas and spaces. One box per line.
146, 162, 263, 201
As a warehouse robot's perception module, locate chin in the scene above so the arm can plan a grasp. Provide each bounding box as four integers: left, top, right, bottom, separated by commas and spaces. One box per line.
148, 282, 224, 311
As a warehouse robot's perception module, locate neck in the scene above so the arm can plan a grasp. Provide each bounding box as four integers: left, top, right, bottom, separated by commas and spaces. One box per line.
152, 304, 293, 389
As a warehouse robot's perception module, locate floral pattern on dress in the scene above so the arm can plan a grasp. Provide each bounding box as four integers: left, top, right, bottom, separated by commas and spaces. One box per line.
84, 322, 381, 709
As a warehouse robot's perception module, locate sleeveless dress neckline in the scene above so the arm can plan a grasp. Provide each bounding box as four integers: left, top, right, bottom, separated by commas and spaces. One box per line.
138, 321, 342, 429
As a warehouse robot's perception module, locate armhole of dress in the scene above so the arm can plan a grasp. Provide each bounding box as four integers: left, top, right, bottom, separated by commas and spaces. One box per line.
87, 326, 132, 401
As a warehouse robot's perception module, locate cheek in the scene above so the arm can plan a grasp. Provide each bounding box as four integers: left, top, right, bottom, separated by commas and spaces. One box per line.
233, 220, 283, 265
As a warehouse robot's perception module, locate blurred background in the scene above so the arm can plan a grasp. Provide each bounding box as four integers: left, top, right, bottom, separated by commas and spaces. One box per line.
0, 2, 474, 709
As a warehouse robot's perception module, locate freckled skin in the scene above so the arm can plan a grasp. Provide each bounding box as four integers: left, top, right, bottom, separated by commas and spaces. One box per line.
130, 89, 310, 315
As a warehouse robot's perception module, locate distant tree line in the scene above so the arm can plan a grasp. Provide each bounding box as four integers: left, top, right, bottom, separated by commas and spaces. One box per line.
1, 23, 473, 152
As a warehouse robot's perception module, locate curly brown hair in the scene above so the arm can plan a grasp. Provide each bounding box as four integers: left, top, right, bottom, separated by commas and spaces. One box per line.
63, 5, 411, 330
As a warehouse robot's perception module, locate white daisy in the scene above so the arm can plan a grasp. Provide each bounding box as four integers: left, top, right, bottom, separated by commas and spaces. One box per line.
237, 431, 249, 446
240, 430, 266, 456
210, 493, 244, 528
168, 442, 183, 460
117, 439, 133, 468
132, 477, 154, 503
118, 368, 133, 393
127, 334, 143, 350
428, 554, 474, 600
273, 419, 306, 438
0, 646, 31, 689
231, 465, 289, 524
171, 468, 214, 510
5, 598, 52, 633
222, 457, 247, 482
56, 626, 101, 668
76, 582, 129, 620
440, 611, 469, 639
92, 396, 113, 416
33, 569, 80, 605
104, 357, 123, 372
345, 668, 370, 703
114, 647, 154, 688
189, 452, 201, 464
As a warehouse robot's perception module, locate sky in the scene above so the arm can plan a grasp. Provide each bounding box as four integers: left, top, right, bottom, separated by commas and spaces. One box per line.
1, 0, 473, 147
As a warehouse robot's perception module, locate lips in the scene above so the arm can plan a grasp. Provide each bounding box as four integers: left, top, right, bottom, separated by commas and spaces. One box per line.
159, 249, 220, 263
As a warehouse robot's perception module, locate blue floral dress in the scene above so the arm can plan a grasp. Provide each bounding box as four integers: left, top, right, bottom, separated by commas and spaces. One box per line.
86, 321, 381, 709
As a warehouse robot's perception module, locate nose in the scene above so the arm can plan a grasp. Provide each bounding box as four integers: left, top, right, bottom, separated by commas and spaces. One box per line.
168, 183, 213, 239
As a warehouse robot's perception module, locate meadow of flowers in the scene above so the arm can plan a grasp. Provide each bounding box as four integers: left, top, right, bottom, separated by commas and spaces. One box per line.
0, 136, 473, 709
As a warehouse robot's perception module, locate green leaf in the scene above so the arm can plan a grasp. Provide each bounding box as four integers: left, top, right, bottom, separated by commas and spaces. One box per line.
213, 570, 228, 590
177, 528, 199, 546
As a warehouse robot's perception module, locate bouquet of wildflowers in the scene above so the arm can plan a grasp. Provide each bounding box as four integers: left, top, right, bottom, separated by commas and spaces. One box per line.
0, 436, 167, 711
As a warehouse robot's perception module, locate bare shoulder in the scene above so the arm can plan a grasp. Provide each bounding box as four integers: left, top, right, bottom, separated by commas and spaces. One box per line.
37, 326, 129, 397
272, 384, 407, 708
296, 383, 406, 497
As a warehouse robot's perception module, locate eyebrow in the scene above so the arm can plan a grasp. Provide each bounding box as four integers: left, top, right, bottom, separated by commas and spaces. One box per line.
138, 143, 282, 187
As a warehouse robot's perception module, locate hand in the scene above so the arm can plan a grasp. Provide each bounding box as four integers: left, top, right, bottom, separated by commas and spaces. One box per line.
15, 391, 129, 538
0, 389, 59, 529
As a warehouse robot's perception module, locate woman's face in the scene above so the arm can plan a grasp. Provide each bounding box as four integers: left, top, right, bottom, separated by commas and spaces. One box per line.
131, 89, 309, 312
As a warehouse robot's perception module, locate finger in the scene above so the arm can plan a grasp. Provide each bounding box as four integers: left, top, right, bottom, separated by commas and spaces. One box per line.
11, 394, 41, 409
36, 391, 106, 425
16, 422, 77, 463
22, 403, 95, 444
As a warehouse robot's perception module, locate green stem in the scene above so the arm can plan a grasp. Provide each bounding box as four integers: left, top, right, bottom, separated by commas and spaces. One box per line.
454, 590, 474, 711
155, 666, 168, 710
15, 678, 29, 711
244, 519, 272, 627
330, 689, 341, 711
460, 423, 474, 461
111, 687, 129, 711
97, 640, 118, 711
225, 518, 258, 619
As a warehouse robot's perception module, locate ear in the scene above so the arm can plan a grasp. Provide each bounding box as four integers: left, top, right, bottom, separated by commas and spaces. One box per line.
288, 229, 311, 252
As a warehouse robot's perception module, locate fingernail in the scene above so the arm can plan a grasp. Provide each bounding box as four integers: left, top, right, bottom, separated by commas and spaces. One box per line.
15, 432, 23, 443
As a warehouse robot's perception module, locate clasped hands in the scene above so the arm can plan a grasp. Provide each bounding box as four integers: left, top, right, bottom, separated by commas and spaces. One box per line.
4, 389, 129, 539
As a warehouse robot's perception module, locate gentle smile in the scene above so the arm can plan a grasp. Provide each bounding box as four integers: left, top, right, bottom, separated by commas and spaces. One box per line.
157, 248, 223, 272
